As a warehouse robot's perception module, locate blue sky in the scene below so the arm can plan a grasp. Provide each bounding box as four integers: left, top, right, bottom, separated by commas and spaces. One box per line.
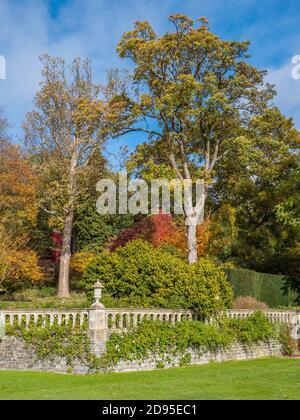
0, 0, 299, 163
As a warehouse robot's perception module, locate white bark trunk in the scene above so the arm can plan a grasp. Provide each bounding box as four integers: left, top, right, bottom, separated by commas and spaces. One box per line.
57, 210, 73, 298
185, 185, 206, 265
57, 151, 77, 298
187, 223, 197, 264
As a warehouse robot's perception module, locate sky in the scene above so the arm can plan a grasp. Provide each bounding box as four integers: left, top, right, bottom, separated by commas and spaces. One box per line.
0, 0, 299, 162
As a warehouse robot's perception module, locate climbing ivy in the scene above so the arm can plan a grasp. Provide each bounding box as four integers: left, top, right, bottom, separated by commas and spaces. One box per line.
7, 312, 276, 371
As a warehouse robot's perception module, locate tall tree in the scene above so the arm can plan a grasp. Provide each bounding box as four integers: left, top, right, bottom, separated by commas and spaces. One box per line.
24, 55, 111, 297
115, 14, 274, 263
214, 108, 300, 270
0, 117, 42, 290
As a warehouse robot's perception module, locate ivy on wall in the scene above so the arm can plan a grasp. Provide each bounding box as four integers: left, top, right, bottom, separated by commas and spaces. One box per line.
7, 312, 277, 372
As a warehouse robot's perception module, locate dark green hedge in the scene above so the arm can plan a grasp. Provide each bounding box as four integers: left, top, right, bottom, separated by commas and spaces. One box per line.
225, 268, 297, 307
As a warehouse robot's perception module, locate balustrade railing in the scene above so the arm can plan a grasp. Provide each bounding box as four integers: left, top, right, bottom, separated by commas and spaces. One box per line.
0, 282, 299, 341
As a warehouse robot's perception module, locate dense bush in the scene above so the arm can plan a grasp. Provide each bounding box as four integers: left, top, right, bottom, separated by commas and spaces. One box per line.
225, 268, 297, 307
82, 240, 233, 316
233, 296, 269, 310
224, 311, 275, 345
279, 325, 298, 356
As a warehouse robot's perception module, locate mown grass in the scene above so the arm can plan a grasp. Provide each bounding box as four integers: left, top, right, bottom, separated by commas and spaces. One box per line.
0, 358, 299, 400
0, 291, 88, 310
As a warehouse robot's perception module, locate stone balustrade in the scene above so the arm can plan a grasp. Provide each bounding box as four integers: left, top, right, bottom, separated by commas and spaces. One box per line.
1, 309, 89, 330
1, 307, 299, 339
106, 308, 195, 330
225, 309, 296, 324
0, 282, 299, 344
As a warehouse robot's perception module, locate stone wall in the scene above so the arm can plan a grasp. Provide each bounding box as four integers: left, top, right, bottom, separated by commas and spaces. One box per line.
0, 336, 282, 375
0, 337, 90, 374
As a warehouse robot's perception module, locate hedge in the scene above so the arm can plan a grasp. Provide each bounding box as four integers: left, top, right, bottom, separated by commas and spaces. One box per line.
225, 268, 297, 307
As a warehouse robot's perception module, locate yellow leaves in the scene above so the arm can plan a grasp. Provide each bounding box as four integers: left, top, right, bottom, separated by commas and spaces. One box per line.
169, 14, 194, 31
139, 93, 152, 109
6, 249, 43, 283
0, 228, 43, 284
70, 252, 95, 274
0, 141, 38, 225
197, 16, 209, 26
72, 98, 104, 127
208, 204, 238, 257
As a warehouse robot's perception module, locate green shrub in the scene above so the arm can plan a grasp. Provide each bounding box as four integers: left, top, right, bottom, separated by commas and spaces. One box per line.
224, 312, 275, 345
82, 240, 233, 316
8, 323, 97, 371
279, 325, 298, 356
225, 268, 297, 307
103, 312, 276, 367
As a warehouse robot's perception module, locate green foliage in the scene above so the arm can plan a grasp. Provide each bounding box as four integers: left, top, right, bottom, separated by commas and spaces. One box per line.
8, 323, 98, 371
225, 268, 297, 307
223, 312, 275, 345
280, 246, 300, 305
75, 198, 134, 253
102, 313, 275, 368
8, 312, 275, 371
213, 109, 300, 273
279, 325, 298, 356
82, 240, 233, 316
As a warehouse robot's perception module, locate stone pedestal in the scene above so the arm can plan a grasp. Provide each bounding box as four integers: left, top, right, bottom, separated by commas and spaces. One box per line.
88, 307, 107, 356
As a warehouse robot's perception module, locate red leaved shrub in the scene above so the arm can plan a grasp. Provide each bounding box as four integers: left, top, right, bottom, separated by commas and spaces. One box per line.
233, 296, 269, 310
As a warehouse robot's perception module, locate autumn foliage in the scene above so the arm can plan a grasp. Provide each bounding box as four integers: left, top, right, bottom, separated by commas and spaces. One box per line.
0, 140, 42, 288
0, 228, 43, 287
0, 139, 38, 225
110, 213, 211, 257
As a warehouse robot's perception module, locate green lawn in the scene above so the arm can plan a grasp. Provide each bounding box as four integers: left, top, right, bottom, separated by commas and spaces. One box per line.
0, 358, 299, 400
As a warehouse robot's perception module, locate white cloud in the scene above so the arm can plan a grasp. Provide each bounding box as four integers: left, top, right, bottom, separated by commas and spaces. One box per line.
0, 0, 173, 140
267, 61, 300, 128
0, 0, 299, 142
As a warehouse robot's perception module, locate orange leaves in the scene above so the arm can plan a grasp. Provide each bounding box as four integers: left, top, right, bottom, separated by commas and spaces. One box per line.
0, 140, 38, 224
0, 141, 42, 286
196, 218, 211, 257
0, 228, 43, 285
110, 213, 211, 258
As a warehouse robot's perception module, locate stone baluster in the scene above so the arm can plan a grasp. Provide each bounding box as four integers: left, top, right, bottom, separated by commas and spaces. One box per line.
132, 313, 138, 327
79, 313, 85, 327
49, 314, 54, 326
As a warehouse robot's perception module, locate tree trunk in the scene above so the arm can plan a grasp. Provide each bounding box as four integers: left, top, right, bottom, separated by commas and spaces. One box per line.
57, 150, 78, 298
57, 209, 74, 298
187, 222, 197, 264
185, 186, 207, 265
